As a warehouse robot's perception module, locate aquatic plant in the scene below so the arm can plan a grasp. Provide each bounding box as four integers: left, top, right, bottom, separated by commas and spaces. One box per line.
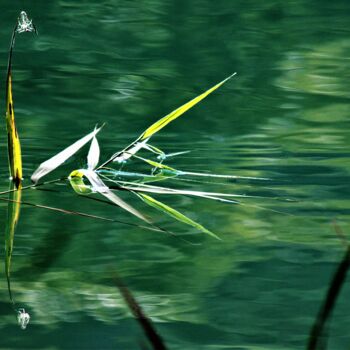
5, 11, 37, 188
28, 73, 254, 240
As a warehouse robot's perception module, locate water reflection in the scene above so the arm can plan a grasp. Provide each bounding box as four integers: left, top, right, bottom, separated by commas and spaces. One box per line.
3, 184, 31, 329
1, 1, 350, 349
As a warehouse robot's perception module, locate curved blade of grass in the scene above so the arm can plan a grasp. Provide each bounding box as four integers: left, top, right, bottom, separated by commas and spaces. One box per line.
31, 126, 102, 184
5, 12, 37, 189
98, 73, 236, 168
87, 130, 100, 170
136, 193, 220, 240
98, 169, 175, 185
140, 73, 236, 140
118, 181, 244, 201
178, 170, 271, 181
70, 169, 151, 224
5, 27, 21, 188
69, 175, 93, 195
5, 73, 22, 188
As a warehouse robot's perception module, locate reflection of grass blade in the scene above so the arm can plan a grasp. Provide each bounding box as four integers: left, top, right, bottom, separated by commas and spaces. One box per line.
4, 184, 22, 305
137, 193, 220, 240
113, 273, 168, 350
31, 126, 102, 184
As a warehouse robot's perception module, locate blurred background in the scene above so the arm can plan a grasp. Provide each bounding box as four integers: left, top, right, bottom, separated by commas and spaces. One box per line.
0, 1, 350, 349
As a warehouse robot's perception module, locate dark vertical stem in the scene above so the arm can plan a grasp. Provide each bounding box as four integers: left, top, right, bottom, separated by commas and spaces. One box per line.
6, 25, 17, 99
307, 247, 350, 350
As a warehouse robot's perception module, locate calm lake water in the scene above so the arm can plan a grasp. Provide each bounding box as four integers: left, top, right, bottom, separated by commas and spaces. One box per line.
0, 1, 350, 349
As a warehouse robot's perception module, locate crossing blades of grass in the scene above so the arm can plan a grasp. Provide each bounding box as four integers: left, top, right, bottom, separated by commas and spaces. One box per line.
31, 126, 102, 184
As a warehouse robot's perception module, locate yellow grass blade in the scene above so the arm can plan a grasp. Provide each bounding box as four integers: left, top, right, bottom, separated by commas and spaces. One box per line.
140, 73, 236, 140
6, 74, 22, 188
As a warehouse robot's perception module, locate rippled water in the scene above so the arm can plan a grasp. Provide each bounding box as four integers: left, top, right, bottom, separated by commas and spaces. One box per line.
0, 1, 350, 349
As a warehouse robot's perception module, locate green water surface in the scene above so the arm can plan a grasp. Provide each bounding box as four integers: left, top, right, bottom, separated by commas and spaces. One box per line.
0, 1, 350, 349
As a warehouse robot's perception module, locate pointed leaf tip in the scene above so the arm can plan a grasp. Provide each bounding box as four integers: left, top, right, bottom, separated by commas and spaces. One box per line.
138, 193, 221, 240
140, 72, 237, 141
87, 133, 100, 170
31, 126, 102, 184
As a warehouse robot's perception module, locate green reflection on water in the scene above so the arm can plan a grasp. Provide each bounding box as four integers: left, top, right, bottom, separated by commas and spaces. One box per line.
1, 1, 350, 349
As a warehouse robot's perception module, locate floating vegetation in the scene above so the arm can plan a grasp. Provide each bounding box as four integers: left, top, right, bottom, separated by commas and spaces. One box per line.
27, 72, 266, 240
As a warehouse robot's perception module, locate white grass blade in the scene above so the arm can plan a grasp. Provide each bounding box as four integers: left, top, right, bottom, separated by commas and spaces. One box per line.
118, 181, 247, 200
31, 126, 102, 184
179, 171, 271, 181
87, 132, 100, 170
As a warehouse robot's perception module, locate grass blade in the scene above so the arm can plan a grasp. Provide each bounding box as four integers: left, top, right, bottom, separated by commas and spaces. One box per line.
98, 73, 236, 168
5, 27, 21, 188
140, 73, 236, 140
5, 12, 37, 188
5, 73, 22, 188
137, 193, 221, 240
119, 181, 243, 201
31, 126, 102, 184
134, 155, 176, 172
87, 130, 100, 170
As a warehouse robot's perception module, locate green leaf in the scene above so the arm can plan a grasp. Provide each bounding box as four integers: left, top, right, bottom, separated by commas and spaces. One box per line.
140, 73, 237, 140
137, 193, 221, 240
98, 73, 236, 168
5, 74, 22, 188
